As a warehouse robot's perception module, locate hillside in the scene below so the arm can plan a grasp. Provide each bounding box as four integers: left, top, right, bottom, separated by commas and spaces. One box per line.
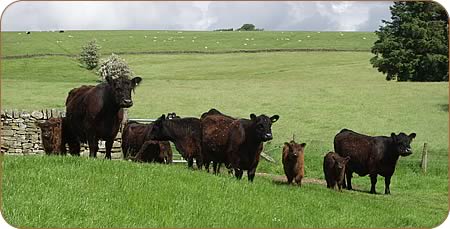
2, 30, 376, 57
1, 30, 448, 228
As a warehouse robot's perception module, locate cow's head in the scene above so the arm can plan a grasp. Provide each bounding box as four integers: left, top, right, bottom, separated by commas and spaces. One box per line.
250, 114, 279, 141
166, 112, 180, 120
147, 114, 170, 141
106, 76, 142, 108
35, 118, 62, 153
283, 141, 306, 159
335, 155, 351, 182
335, 155, 350, 170
36, 121, 54, 141
391, 132, 416, 156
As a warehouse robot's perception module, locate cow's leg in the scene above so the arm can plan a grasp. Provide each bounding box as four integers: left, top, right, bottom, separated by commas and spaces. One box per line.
338, 179, 344, 191
195, 154, 203, 170
68, 140, 80, 156
234, 168, 243, 180
324, 174, 330, 188
226, 164, 234, 176
287, 176, 293, 185
87, 136, 98, 158
121, 143, 128, 160
346, 170, 353, 190
247, 167, 256, 182
369, 174, 378, 194
384, 176, 391, 194
105, 139, 113, 160
166, 151, 173, 164
60, 139, 67, 155
295, 176, 303, 187
342, 174, 347, 189
187, 157, 194, 169
212, 162, 219, 174
204, 160, 211, 173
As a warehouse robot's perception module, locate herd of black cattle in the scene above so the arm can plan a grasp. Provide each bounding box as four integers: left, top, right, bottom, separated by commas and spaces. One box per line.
36, 76, 416, 194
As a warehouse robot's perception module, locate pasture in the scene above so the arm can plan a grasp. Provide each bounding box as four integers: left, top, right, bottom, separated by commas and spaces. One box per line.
2, 30, 375, 56
1, 30, 448, 228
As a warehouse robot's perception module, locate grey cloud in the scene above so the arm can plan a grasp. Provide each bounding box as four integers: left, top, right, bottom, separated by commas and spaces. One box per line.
2, 2, 206, 31
1, 1, 392, 32
357, 3, 393, 32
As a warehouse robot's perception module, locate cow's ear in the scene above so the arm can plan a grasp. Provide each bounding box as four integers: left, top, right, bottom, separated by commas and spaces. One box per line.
391, 133, 397, 142
131, 76, 142, 88
250, 113, 257, 120
300, 143, 306, 148
283, 142, 291, 151
409, 133, 416, 140
270, 115, 279, 123
160, 114, 166, 120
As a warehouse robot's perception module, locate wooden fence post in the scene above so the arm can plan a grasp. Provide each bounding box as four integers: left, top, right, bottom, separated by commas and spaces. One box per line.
420, 143, 428, 173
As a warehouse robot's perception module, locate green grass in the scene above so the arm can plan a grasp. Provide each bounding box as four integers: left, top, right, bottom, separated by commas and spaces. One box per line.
1, 155, 448, 228
1, 30, 448, 227
2, 30, 376, 56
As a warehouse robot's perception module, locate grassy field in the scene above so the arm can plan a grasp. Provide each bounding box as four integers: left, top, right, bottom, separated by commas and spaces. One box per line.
2, 30, 376, 56
1, 155, 448, 228
1, 30, 448, 227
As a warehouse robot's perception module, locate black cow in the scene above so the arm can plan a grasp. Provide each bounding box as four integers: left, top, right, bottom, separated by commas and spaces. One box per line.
147, 114, 202, 169
227, 114, 279, 181
65, 75, 142, 159
334, 129, 416, 194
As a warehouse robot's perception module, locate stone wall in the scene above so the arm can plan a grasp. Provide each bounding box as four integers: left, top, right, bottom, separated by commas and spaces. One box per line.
1, 109, 122, 159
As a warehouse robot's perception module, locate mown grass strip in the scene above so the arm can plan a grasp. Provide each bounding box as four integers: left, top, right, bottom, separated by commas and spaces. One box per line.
1, 48, 371, 59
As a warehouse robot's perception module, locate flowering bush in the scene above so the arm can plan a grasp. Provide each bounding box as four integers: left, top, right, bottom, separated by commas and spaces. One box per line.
79, 39, 101, 70
97, 54, 134, 81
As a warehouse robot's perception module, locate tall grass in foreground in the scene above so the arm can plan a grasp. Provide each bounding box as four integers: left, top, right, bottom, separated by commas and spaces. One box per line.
1, 155, 447, 228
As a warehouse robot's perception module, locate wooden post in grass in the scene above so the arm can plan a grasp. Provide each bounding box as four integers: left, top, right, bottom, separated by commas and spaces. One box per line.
420, 143, 428, 173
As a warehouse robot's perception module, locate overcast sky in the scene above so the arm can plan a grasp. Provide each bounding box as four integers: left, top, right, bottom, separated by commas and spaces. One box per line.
1, 1, 395, 32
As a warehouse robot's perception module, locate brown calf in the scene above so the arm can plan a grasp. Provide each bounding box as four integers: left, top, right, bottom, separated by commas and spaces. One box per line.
36, 118, 64, 155
323, 152, 350, 191
282, 140, 306, 186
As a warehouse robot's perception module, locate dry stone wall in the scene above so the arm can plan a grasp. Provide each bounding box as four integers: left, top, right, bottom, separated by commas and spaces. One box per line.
1, 109, 123, 159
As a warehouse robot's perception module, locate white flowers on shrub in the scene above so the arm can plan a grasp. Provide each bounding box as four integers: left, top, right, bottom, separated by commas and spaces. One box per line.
79, 39, 101, 70
97, 54, 134, 81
